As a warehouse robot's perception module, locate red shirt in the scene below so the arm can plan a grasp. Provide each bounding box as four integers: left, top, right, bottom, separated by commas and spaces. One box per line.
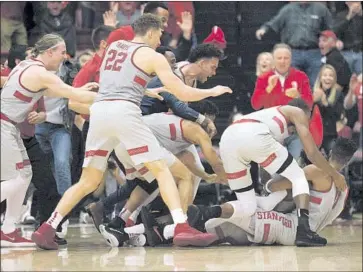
251, 68, 313, 110
1, 66, 11, 77
106, 25, 135, 45
309, 105, 324, 148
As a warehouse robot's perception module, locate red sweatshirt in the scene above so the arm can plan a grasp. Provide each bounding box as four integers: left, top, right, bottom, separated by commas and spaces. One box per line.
251, 68, 313, 110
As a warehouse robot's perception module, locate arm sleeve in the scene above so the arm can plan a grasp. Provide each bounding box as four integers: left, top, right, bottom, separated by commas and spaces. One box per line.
321, 5, 333, 30
173, 36, 193, 62
72, 65, 93, 87
262, 4, 289, 33
251, 76, 268, 110
333, 12, 350, 37
161, 92, 199, 121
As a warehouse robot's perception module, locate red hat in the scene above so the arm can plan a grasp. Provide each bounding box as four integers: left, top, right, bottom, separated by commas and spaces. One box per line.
320, 30, 337, 40
203, 26, 227, 50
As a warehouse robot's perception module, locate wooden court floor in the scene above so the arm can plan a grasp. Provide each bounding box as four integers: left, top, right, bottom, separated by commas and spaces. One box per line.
1, 219, 362, 271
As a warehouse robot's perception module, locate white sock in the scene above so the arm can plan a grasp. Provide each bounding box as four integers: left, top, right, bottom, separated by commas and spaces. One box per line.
1, 176, 29, 234
119, 208, 131, 222
170, 209, 187, 224
163, 224, 176, 240
129, 207, 141, 223
256, 190, 288, 211
125, 223, 145, 235
47, 211, 64, 229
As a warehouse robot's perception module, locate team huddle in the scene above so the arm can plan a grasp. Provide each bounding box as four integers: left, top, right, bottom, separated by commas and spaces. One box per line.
0, 13, 357, 251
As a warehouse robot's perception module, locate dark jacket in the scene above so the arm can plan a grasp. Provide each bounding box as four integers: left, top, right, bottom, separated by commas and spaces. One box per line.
324, 48, 352, 93
316, 88, 344, 137
30, 11, 76, 57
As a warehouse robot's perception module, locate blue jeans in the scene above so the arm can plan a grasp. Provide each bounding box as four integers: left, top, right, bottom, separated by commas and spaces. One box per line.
284, 133, 303, 161
35, 122, 72, 196
342, 51, 362, 75
292, 49, 322, 87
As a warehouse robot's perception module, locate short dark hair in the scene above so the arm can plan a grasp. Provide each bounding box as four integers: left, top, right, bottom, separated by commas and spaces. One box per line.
8, 45, 27, 69
156, 46, 173, 55
287, 98, 311, 113
188, 44, 222, 63
132, 14, 163, 36
330, 137, 357, 166
92, 25, 114, 50
189, 100, 219, 116
143, 2, 168, 14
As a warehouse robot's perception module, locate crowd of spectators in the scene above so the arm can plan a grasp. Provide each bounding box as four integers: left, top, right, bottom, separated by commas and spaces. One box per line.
0, 1, 361, 227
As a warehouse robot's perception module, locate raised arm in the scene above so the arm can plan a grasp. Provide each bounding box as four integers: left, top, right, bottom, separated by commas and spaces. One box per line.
151, 52, 232, 101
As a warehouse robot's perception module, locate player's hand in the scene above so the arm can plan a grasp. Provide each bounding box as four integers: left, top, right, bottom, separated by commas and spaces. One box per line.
28, 111, 46, 124
332, 172, 347, 191
81, 82, 99, 92
267, 74, 279, 93
145, 87, 165, 101
204, 174, 218, 184
256, 28, 266, 40
201, 118, 217, 139
210, 85, 233, 97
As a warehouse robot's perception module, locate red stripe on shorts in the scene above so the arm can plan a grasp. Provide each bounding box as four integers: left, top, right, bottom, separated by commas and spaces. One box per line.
13, 91, 32, 103
16, 159, 31, 170
272, 116, 284, 134
310, 195, 322, 205
138, 166, 148, 175
169, 123, 177, 140
134, 76, 147, 87
85, 149, 108, 158
226, 169, 247, 180
259, 153, 277, 168
125, 168, 136, 175
127, 146, 149, 156
262, 224, 270, 243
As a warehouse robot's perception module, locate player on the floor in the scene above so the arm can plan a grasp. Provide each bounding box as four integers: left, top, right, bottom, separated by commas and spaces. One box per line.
98, 100, 227, 247
139, 137, 356, 247
186, 98, 347, 247
201, 137, 357, 246
0, 34, 98, 247
32, 14, 232, 250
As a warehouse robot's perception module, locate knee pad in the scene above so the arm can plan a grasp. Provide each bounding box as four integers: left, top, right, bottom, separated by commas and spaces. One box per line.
229, 189, 257, 218
279, 158, 310, 197
227, 168, 254, 193
137, 179, 158, 195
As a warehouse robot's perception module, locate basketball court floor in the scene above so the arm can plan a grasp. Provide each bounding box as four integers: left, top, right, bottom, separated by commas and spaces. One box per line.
1, 218, 362, 271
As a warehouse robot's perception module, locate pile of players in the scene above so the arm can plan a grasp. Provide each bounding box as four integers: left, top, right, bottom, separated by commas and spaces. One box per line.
1, 5, 356, 251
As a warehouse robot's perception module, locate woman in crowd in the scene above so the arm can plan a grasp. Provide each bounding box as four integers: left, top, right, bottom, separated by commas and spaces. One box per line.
313, 64, 344, 155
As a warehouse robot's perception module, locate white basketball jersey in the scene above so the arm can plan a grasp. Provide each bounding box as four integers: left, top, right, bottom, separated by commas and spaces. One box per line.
309, 184, 348, 232
250, 185, 348, 245
142, 112, 192, 155
174, 61, 197, 87
95, 40, 152, 105
238, 106, 289, 143
1, 59, 45, 123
